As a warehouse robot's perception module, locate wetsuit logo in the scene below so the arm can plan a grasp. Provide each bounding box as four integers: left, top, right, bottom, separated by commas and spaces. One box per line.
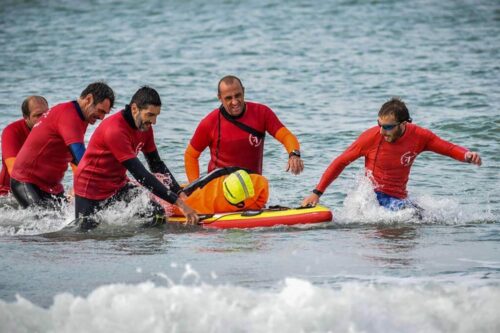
135, 142, 144, 155
401, 151, 417, 166
33, 110, 50, 128
248, 134, 262, 147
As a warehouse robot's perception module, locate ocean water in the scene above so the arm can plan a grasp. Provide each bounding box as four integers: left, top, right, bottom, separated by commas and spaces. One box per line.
0, 0, 499, 332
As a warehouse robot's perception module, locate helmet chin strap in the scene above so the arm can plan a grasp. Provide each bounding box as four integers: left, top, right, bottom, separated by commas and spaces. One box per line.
224, 197, 245, 208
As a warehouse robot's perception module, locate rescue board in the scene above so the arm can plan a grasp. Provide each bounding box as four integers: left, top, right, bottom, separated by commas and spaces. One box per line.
168, 205, 333, 229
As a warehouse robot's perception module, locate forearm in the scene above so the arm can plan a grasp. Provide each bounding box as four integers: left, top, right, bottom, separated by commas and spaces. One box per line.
144, 149, 182, 193
184, 144, 201, 183
274, 127, 300, 153
122, 157, 179, 204
427, 136, 468, 162
315, 152, 356, 193
5, 157, 15, 174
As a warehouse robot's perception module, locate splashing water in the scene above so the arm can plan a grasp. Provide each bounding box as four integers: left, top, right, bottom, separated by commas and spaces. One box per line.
335, 174, 495, 226
0, 197, 74, 236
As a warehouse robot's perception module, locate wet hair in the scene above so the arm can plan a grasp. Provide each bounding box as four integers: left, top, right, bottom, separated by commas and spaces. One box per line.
80, 82, 115, 109
130, 86, 162, 109
21, 95, 48, 118
217, 75, 245, 96
378, 97, 412, 123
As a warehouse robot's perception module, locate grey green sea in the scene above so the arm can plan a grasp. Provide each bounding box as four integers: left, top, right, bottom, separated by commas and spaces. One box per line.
0, 0, 499, 332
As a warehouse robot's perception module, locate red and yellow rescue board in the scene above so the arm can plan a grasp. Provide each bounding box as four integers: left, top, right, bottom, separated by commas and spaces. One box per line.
168, 205, 333, 229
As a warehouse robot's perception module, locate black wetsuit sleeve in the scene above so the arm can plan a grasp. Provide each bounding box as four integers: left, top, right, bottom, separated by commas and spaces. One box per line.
144, 149, 182, 194
122, 157, 179, 204
182, 166, 251, 196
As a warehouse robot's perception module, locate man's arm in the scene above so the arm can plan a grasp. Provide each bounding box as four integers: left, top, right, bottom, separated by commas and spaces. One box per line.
144, 149, 182, 194
302, 137, 366, 207
2, 124, 25, 174
5, 158, 15, 174
68, 142, 85, 165
274, 127, 304, 175
123, 157, 179, 204
122, 157, 199, 224
184, 144, 202, 183
424, 130, 482, 166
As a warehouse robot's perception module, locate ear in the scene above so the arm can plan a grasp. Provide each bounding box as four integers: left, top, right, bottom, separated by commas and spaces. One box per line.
131, 103, 139, 116
86, 94, 94, 105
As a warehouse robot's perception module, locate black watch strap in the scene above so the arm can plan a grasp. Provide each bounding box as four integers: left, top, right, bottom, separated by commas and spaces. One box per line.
312, 189, 323, 196
289, 150, 301, 158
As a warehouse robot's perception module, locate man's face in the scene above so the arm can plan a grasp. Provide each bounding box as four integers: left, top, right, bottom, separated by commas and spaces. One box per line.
218, 80, 245, 116
83, 95, 112, 125
378, 114, 405, 143
25, 99, 49, 129
132, 104, 161, 132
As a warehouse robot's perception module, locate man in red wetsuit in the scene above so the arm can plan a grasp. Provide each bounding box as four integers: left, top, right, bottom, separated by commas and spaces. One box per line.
0, 96, 48, 196
10, 82, 115, 209
74, 86, 199, 229
184, 75, 304, 183
302, 97, 482, 211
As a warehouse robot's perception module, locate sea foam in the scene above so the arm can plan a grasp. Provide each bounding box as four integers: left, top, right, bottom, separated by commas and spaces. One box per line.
0, 278, 499, 333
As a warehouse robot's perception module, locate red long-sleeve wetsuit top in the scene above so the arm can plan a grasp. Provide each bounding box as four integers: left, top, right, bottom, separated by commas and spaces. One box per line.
0, 119, 30, 195
186, 102, 299, 182
11, 101, 88, 194
74, 110, 156, 200
315, 124, 469, 199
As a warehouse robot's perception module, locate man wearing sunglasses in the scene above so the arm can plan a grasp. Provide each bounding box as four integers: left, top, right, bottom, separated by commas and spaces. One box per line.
302, 97, 482, 211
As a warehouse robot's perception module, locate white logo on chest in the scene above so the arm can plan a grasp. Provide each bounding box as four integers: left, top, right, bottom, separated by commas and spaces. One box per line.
135, 142, 145, 155
248, 134, 262, 147
400, 151, 417, 166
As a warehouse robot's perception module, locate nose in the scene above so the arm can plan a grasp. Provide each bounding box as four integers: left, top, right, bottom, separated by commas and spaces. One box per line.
151, 116, 157, 125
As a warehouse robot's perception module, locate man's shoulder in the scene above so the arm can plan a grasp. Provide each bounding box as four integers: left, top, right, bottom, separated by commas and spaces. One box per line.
41, 101, 78, 124
97, 112, 127, 136
359, 126, 380, 138
349, 126, 380, 148
1, 119, 28, 146
408, 123, 434, 137
2, 118, 26, 134
50, 101, 76, 114
199, 108, 219, 124
246, 101, 273, 113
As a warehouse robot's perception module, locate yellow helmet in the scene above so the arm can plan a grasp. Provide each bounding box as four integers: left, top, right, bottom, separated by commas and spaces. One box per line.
223, 170, 255, 205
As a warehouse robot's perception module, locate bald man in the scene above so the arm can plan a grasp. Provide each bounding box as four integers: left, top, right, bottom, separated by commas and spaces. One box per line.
0, 96, 48, 195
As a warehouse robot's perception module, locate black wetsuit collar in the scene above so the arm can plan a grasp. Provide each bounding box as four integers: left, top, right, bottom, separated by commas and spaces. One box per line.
219, 103, 246, 120
122, 104, 138, 129
72, 100, 85, 121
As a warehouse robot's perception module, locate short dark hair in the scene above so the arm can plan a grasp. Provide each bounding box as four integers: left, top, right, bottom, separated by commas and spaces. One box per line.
130, 86, 161, 109
21, 95, 48, 118
217, 75, 244, 96
80, 82, 115, 109
378, 97, 412, 123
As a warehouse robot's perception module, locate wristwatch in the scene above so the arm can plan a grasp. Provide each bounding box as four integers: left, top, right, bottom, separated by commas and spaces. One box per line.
289, 150, 301, 158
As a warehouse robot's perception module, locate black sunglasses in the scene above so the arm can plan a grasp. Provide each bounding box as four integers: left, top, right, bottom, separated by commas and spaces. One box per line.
377, 121, 400, 131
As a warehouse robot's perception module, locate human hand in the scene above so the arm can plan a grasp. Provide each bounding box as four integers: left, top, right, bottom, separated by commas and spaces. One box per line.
66, 187, 75, 202
286, 155, 304, 175
301, 193, 320, 207
176, 199, 199, 225
465, 151, 482, 166
178, 192, 188, 201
